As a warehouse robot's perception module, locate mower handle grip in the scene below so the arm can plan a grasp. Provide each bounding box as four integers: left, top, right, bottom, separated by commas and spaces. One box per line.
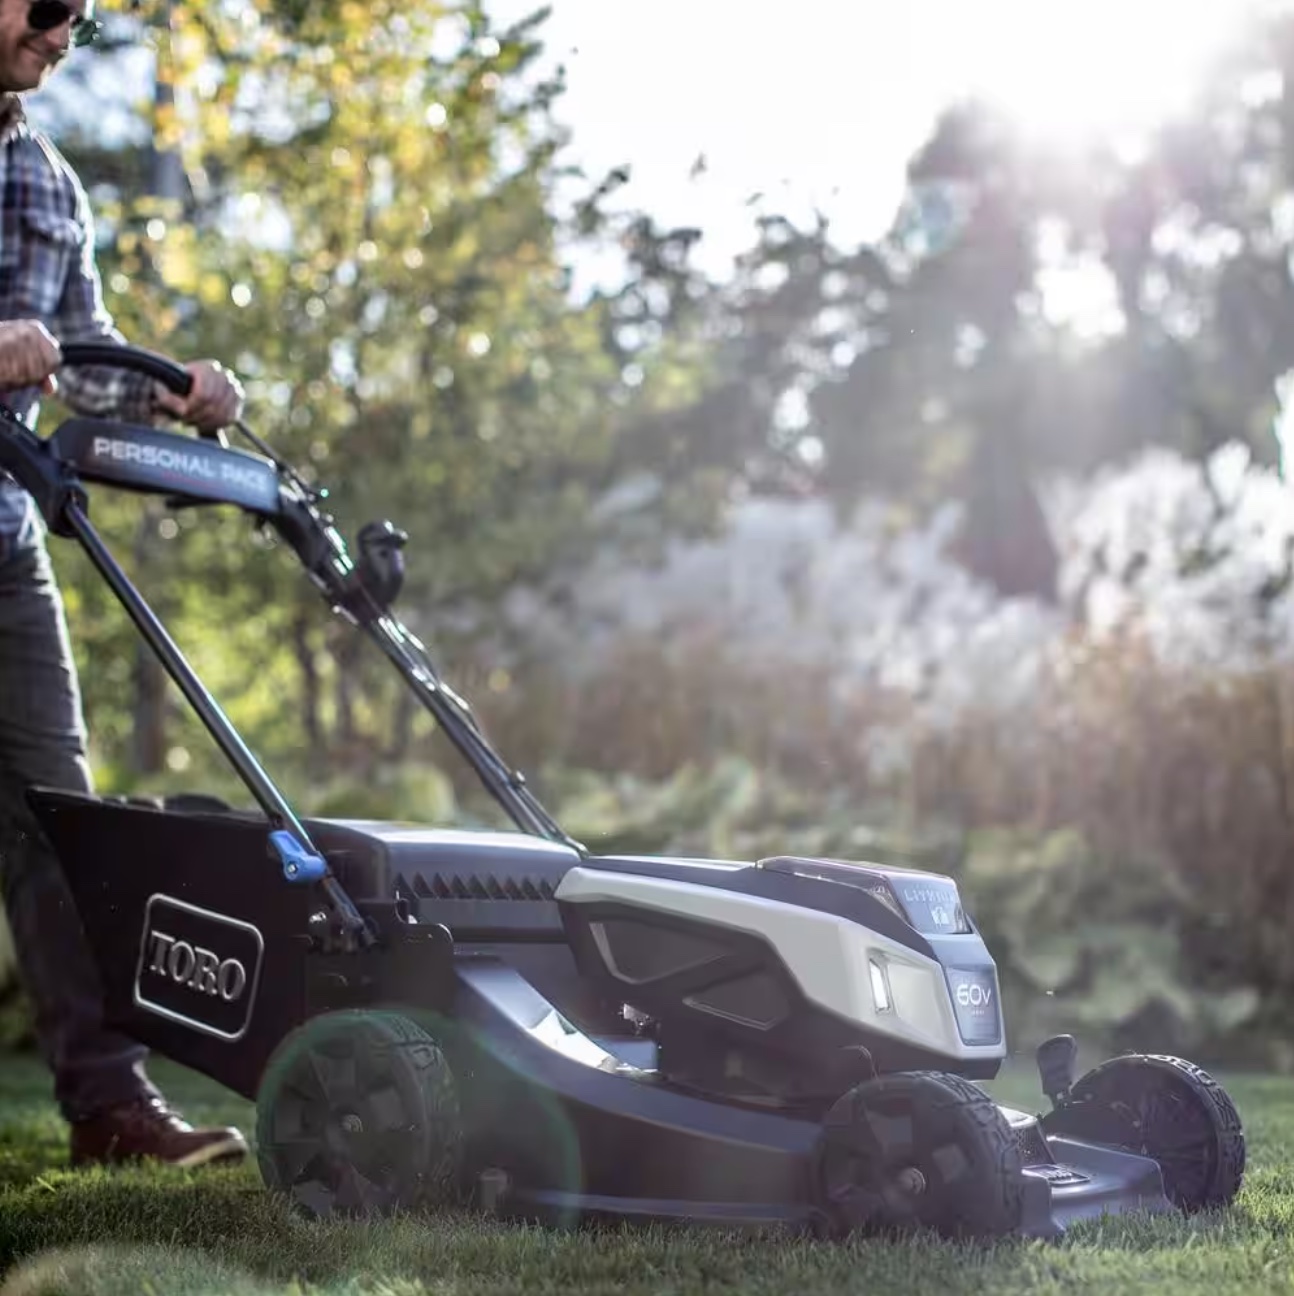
59, 342, 194, 398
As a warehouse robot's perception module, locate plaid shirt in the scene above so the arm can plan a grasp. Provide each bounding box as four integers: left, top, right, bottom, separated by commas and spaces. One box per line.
0, 93, 156, 542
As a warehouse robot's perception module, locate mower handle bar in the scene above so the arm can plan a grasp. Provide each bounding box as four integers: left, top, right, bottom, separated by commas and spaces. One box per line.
60, 342, 193, 398
30, 339, 579, 854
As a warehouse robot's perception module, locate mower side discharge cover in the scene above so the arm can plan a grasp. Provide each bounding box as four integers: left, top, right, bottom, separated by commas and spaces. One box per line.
31, 790, 311, 1096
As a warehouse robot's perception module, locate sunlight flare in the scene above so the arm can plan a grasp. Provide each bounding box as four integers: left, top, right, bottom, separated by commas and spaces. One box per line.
959, 0, 1261, 142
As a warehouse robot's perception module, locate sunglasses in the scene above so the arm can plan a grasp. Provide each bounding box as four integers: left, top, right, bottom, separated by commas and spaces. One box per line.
26, 0, 101, 47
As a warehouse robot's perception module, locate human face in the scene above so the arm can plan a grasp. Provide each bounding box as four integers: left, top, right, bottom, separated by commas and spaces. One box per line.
0, 0, 97, 93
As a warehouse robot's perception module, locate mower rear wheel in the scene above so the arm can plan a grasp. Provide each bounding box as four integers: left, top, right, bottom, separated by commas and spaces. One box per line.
817, 1070, 1025, 1240
1058, 1053, 1245, 1211
255, 1009, 462, 1220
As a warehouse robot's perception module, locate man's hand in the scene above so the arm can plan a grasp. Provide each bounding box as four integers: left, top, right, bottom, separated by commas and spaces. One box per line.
0, 320, 61, 395
152, 359, 245, 434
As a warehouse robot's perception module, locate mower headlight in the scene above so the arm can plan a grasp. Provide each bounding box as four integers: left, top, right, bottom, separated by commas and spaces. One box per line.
868, 958, 892, 1013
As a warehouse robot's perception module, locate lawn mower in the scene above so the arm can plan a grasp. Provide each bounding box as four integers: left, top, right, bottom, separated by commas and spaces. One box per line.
0, 341, 1245, 1241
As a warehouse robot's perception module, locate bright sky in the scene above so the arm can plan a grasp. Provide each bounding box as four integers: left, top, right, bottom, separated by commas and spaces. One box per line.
487, 0, 1269, 281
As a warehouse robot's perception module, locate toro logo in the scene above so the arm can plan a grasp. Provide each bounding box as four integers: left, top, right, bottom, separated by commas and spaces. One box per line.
145, 930, 248, 1002
946, 967, 1002, 1046
133, 895, 264, 1042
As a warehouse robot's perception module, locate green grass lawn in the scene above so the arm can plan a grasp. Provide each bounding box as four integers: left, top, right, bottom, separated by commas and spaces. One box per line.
0, 1051, 1292, 1295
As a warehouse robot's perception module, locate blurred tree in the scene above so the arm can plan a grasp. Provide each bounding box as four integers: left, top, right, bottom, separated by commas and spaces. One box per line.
35, 0, 1294, 790
636, 5, 1294, 603
36, 0, 716, 798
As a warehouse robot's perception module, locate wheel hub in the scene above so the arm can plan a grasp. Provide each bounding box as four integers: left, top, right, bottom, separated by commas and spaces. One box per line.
324, 1109, 366, 1156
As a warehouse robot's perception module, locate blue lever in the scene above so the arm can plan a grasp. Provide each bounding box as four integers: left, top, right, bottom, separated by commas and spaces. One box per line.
270, 829, 327, 883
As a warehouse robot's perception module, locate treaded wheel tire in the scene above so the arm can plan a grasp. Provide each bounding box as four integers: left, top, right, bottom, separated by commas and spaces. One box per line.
255, 1009, 462, 1220
817, 1070, 1025, 1240
1064, 1053, 1245, 1211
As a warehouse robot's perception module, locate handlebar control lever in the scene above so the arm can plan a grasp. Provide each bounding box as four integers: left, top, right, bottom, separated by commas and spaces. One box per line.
355, 519, 408, 609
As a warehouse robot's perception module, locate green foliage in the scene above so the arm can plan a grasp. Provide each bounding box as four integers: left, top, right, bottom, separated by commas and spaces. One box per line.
956, 827, 1261, 1059
298, 761, 458, 824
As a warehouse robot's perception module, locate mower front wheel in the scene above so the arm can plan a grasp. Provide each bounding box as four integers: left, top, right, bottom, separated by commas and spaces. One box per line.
255, 1009, 463, 1220
1046, 1053, 1245, 1212
816, 1070, 1026, 1240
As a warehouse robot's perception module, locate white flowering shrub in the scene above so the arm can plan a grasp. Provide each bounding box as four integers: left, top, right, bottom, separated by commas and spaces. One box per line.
504, 491, 1060, 761
1053, 442, 1294, 671
503, 437, 1294, 763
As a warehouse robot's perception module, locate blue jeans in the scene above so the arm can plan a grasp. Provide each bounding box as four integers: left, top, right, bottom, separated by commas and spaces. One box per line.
0, 478, 159, 1121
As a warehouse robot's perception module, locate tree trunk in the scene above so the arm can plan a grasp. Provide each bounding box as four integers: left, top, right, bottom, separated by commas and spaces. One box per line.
388, 687, 413, 761
333, 629, 361, 761
292, 608, 326, 773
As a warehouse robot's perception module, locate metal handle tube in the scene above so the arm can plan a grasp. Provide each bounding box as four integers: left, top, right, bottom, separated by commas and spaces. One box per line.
63, 499, 370, 940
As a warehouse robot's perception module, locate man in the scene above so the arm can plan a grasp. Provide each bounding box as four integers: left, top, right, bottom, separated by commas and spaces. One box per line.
0, 0, 249, 1167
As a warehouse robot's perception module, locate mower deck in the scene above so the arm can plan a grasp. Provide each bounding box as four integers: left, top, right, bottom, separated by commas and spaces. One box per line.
449, 961, 1175, 1239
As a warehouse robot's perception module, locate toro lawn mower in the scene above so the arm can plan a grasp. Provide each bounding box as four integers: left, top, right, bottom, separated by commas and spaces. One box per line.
0, 342, 1245, 1241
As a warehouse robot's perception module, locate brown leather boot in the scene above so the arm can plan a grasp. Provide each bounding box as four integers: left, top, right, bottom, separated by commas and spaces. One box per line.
69, 1096, 249, 1169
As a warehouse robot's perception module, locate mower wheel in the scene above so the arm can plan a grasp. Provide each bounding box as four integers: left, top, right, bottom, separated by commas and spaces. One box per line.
816, 1070, 1025, 1240
1058, 1053, 1245, 1211
255, 1009, 462, 1219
